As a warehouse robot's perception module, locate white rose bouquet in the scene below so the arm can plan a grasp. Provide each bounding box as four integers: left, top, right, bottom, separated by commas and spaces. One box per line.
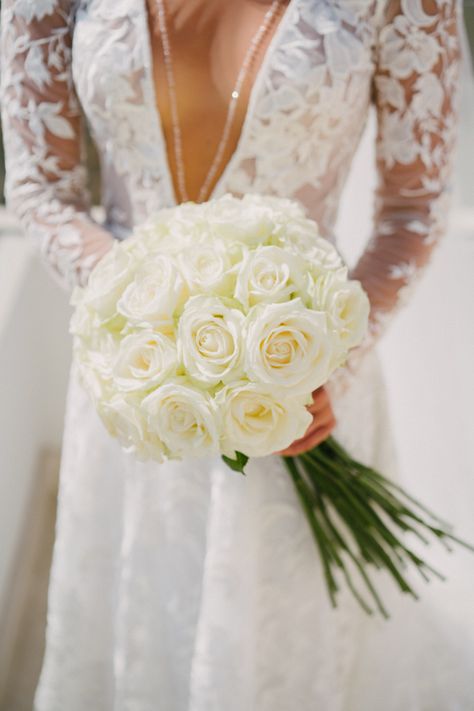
71, 193, 471, 617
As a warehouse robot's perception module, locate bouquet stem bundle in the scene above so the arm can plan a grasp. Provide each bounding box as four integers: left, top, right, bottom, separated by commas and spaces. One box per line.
285, 438, 473, 617
224, 438, 473, 618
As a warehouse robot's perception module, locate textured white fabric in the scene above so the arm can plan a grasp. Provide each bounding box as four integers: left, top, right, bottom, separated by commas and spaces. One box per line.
34, 352, 474, 711
1, 0, 473, 708
0, 0, 461, 350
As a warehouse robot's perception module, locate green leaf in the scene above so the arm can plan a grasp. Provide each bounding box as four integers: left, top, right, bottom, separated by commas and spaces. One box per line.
222, 451, 249, 475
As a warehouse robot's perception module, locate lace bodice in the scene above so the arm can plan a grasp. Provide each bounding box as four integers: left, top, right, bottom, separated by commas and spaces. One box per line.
1, 0, 461, 354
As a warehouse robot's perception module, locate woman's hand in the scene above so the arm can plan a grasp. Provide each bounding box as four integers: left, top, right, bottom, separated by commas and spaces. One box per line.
276, 386, 336, 457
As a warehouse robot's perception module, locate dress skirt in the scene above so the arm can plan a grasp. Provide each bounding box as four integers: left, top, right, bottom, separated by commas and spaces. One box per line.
34, 349, 474, 711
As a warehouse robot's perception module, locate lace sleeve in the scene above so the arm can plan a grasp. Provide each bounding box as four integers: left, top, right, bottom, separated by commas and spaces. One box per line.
348, 0, 461, 355
0, 0, 115, 291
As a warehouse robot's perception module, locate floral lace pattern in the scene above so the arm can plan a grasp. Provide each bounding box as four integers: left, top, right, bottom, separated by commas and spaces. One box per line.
0, 1, 468, 709
352, 0, 461, 344
1, 0, 461, 342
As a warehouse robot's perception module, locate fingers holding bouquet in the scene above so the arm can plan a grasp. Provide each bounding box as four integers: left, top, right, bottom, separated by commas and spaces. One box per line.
276, 386, 336, 456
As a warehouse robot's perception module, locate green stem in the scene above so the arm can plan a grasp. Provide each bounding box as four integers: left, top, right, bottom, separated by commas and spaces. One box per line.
299, 456, 388, 618
282, 457, 339, 607
278, 436, 474, 617
301, 452, 419, 596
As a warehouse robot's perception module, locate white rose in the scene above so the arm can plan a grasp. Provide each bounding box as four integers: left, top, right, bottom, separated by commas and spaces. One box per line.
242, 193, 306, 222
82, 241, 136, 319
112, 330, 178, 392
272, 219, 343, 272
119, 233, 152, 261
205, 193, 274, 246
76, 359, 112, 405
69, 301, 97, 342
117, 253, 186, 330
97, 393, 165, 462
176, 237, 239, 296
132, 203, 206, 253
134, 208, 174, 244
178, 295, 244, 385
215, 381, 313, 457
312, 272, 370, 351
174, 201, 208, 224
137, 211, 203, 257
73, 328, 120, 410
308, 237, 345, 275
75, 329, 120, 381
143, 379, 219, 457
234, 245, 308, 309
244, 298, 334, 394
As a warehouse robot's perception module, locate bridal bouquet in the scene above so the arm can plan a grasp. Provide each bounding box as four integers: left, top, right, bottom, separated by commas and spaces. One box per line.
70, 193, 471, 617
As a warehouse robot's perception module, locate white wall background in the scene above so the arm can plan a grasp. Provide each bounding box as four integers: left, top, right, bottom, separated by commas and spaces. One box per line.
0, 231, 72, 619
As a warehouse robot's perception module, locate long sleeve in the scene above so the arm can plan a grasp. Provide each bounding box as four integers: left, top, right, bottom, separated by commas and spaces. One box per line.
350, 0, 461, 348
0, 0, 115, 291
326, 0, 462, 399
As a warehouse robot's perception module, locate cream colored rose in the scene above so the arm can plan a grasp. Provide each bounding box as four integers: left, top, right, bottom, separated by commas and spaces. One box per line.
234, 245, 308, 309
76, 359, 112, 405
178, 295, 244, 385
242, 193, 306, 222
69, 300, 97, 342
244, 298, 334, 394
273, 219, 343, 273
73, 329, 120, 408
133, 203, 205, 253
75, 329, 119, 381
97, 393, 165, 462
311, 272, 370, 350
308, 237, 345, 276
138, 216, 197, 258
112, 330, 177, 392
215, 381, 313, 457
142, 379, 219, 457
82, 242, 136, 319
117, 253, 186, 330
205, 193, 274, 246
176, 237, 239, 296
70, 298, 118, 355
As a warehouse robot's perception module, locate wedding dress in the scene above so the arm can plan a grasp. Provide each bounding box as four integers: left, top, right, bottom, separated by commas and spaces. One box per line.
2, 1, 473, 709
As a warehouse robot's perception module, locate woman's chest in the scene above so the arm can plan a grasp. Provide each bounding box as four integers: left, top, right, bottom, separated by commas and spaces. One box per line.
145, 0, 295, 201
71, 0, 380, 208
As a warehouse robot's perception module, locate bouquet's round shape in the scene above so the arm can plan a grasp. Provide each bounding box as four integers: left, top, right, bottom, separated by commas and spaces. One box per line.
70, 193, 369, 462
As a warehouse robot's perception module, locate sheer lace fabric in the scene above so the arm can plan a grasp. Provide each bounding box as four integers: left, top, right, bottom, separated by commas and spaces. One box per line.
0, 0, 116, 289
1, 1, 470, 710
1, 0, 461, 342
352, 0, 461, 343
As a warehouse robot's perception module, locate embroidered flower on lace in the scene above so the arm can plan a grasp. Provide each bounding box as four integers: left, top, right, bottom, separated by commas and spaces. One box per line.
377, 110, 418, 167
12, 0, 58, 23
1, 0, 461, 351
412, 73, 445, 117
378, 14, 441, 78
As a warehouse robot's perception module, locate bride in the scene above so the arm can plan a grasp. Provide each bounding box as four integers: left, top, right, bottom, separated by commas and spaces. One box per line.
1, 0, 472, 709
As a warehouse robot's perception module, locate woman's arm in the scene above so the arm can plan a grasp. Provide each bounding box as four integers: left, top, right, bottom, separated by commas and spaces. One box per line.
350, 0, 461, 355
0, 0, 115, 292
271, 0, 462, 456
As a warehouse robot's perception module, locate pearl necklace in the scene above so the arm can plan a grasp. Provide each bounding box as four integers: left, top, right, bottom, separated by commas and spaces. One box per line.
154, 0, 284, 203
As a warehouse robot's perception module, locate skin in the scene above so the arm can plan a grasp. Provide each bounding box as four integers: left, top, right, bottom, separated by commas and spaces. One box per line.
146, 0, 292, 203
161, 0, 287, 32
147, 0, 337, 451
276, 387, 336, 456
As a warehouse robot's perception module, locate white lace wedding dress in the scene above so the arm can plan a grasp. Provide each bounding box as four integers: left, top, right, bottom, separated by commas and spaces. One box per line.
2, 1, 473, 709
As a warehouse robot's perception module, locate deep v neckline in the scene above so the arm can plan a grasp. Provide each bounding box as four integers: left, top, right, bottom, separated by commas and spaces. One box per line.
140, 0, 299, 207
